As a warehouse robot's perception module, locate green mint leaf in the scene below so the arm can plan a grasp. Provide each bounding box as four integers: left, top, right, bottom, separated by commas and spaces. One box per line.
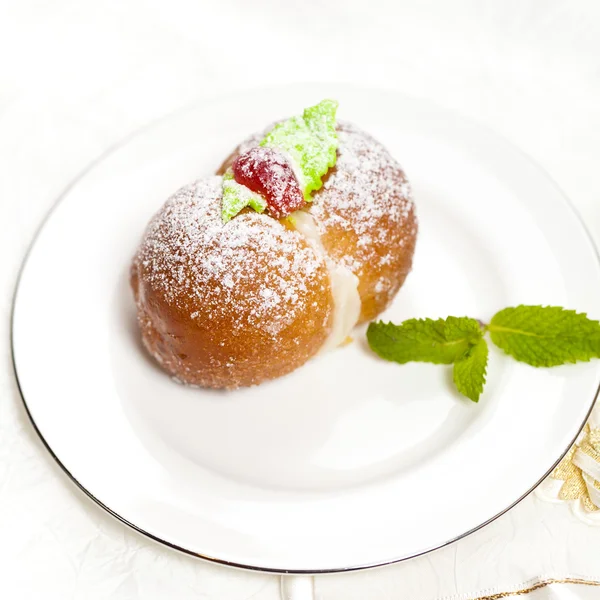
367, 317, 483, 365
261, 99, 338, 199
489, 305, 600, 366
453, 338, 488, 402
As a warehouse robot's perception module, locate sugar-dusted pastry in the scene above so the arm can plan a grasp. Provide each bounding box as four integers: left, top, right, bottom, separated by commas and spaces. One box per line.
219, 118, 417, 322
131, 100, 417, 388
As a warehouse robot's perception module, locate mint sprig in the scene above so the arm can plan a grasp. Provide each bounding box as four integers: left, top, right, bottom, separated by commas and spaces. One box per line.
453, 338, 488, 402
489, 306, 600, 366
366, 317, 482, 365
367, 305, 600, 403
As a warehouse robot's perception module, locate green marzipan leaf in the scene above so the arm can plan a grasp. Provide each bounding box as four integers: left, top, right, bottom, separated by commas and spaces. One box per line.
489, 305, 600, 367
260, 99, 338, 199
221, 170, 267, 223
221, 99, 338, 222
453, 338, 488, 402
366, 317, 483, 365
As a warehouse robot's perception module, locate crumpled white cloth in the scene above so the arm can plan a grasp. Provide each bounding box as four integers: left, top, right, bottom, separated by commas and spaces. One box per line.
2, 1, 600, 599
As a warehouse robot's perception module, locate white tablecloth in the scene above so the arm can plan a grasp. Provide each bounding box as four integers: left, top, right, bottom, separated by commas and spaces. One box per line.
2, 1, 600, 598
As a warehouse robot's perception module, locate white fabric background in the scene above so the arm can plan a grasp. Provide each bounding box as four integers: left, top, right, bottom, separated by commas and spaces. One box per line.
2, 1, 600, 598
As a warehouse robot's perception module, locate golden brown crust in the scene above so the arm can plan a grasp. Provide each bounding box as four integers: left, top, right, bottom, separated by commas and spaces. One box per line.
133, 122, 417, 390
131, 177, 333, 389
219, 121, 417, 323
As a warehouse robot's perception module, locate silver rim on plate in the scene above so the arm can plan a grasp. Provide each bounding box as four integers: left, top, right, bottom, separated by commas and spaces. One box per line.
10, 85, 600, 573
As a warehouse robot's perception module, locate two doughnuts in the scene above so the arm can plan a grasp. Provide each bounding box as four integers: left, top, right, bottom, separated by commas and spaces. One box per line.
131, 119, 417, 388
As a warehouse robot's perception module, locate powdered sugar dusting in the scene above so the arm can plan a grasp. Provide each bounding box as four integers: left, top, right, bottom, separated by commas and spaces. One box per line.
137, 177, 326, 338
223, 119, 418, 323
232, 120, 416, 277
311, 121, 416, 274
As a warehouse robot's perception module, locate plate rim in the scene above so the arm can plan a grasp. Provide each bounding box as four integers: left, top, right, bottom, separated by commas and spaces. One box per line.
10, 82, 600, 574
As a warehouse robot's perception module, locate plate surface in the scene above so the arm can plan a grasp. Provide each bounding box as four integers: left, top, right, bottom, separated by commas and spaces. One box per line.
12, 84, 600, 572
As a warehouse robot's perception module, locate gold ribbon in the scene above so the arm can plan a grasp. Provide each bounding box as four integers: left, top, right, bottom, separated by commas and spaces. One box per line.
474, 577, 600, 599
478, 425, 600, 598
550, 425, 600, 512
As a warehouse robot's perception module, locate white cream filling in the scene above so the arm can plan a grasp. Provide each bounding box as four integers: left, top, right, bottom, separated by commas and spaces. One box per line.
292, 211, 361, 351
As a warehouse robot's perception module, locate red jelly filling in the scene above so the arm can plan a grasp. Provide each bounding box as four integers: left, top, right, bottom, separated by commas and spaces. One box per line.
232, 147, 304, 219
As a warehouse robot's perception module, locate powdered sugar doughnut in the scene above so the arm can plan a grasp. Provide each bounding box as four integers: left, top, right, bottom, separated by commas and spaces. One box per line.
131, 177, 333, 389
219, 121, 417, 322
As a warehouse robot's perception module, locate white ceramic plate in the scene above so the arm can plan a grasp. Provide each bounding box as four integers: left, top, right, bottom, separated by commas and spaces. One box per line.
12, 84, 600, 573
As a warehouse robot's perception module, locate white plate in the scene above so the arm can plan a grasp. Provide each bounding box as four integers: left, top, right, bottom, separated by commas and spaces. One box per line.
12, 84, 600, 573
